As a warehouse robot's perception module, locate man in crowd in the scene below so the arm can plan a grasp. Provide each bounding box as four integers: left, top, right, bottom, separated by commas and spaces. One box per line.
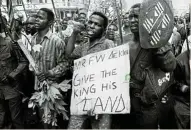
182, 14, 191, 52
75, 9, 88, 47
172, 14, 190, 129
174, 15, 179, 25
77, 9, 87, 25
106, 23, 119, 46
66, 11, 114, 129
30, 8, 68, 128
127, 3, 176, 129
172, 50, 190, 129
25, 15, 37, 36
175, 17, 187, 51
0, 15, 28, 129
22, 15, 37, 51
61, 18, 68, 31
57, 18, 71, 43
11, 13, 24, 41
184, 13, 190, 35
122, 11, 133, 43
169, 27, 182, 56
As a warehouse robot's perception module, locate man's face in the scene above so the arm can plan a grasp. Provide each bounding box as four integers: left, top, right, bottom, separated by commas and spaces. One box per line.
107, 24, 117, 40
26, 17, 36, 34
174, 16, 178, 25
87, 14, 104, 39
35, 10, 49, 30
78, 13, 86, 24
129, 7, 140, 33
185, 13, 190, 22
14, 20, 23, 33
123, 13, 130, 27
177, 18, 183, 24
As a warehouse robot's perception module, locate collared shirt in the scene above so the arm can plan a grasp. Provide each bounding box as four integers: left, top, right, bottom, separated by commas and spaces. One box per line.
71, 37, 115, 58
31, 30, 68, 89
21, 33, 32, 51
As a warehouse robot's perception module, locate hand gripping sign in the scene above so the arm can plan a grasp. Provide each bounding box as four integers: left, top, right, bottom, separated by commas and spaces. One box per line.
139, 0, 174, 49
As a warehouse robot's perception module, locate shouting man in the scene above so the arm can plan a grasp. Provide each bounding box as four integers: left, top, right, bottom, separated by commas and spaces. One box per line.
66, 11, 114, 129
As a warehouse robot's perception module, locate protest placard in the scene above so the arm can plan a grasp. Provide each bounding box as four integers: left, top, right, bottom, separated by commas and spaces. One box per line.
70, 43, 130, 115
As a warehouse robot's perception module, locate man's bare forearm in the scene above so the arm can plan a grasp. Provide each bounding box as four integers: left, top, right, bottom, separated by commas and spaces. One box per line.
65, 32, 78, 57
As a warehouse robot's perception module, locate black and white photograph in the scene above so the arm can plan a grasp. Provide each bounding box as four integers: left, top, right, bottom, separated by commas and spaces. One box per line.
0, 0, 190, 129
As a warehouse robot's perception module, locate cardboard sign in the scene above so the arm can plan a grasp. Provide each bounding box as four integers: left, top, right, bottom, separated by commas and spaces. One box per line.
139, 0, 174, 49
70, 44, 130, 115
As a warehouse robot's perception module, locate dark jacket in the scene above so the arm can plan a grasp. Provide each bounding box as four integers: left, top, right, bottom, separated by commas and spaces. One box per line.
174, 50, 190, 87
173, 50, 190, 129
173, 50, 190, 103
0, 36, 28, 90
129, 42, 176, 105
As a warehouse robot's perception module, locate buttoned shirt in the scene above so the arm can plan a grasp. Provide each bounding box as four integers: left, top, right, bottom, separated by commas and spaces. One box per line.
31, 30, 68, 89
21, 33, 32, 51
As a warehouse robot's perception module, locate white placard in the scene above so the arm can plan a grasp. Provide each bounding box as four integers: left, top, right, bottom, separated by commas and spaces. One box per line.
70, 44, 130, 115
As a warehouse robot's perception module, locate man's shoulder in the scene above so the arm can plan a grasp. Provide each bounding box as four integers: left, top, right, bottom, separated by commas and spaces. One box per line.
50, 33, 62, 40
102, 38, 115, 48
104, 38, 113, 43
49, 33, 65, 46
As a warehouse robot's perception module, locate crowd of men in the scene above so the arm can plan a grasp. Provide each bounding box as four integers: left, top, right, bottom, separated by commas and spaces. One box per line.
0, 1, 190, 129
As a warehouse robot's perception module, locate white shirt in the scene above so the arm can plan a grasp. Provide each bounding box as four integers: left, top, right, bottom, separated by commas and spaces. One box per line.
21, 33, 32, 51
182, 35, 191, 53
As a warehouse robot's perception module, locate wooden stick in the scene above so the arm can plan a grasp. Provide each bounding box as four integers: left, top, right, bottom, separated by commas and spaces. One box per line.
21, 0, 28, 18
114, 0, 123, 44
51, 0, 59, 20
189, 3, 191, 35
